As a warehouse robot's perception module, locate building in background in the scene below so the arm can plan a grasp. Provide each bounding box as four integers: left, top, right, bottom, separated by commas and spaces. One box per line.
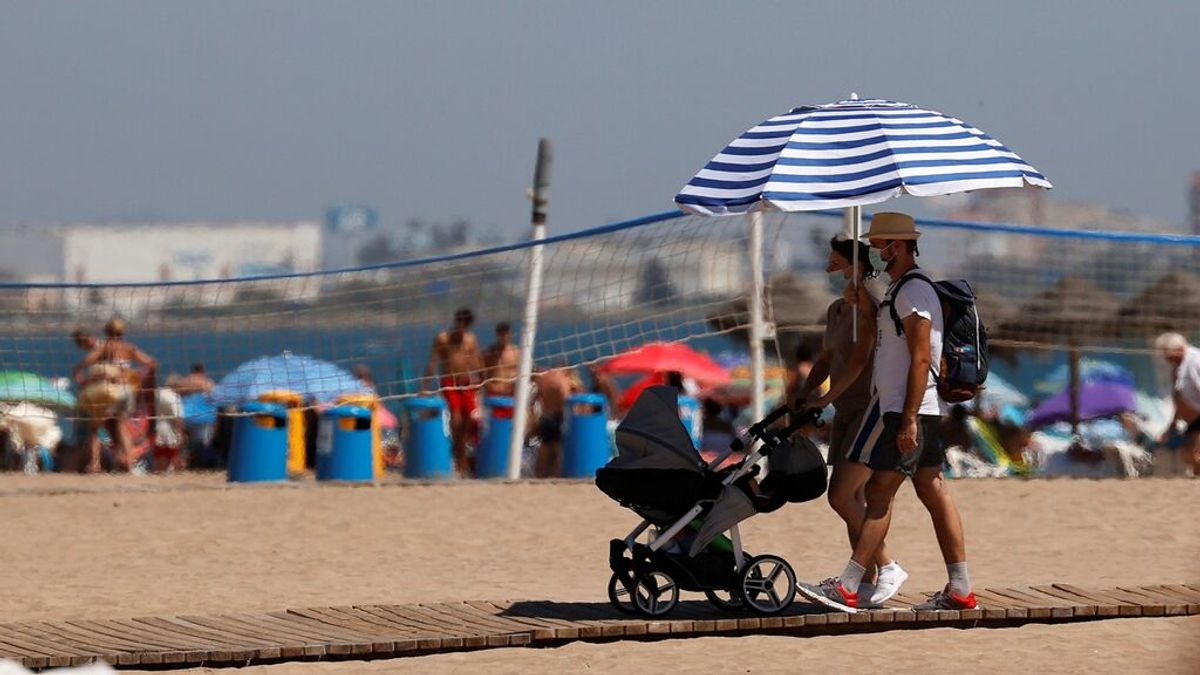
321, 205, 380, 270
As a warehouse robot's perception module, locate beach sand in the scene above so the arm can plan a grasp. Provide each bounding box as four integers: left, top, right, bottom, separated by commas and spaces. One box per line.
0, 473, 1195, 672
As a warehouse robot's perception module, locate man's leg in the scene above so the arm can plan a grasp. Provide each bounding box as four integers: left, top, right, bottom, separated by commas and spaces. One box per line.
449, 409, 467, 475
1187, 431, 1200, 477
912, 467, 967, 565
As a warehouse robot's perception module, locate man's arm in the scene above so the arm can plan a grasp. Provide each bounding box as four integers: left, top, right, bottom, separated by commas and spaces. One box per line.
131, 346, 156, 369
811, 288, 876, 408
899, 312, 933, 453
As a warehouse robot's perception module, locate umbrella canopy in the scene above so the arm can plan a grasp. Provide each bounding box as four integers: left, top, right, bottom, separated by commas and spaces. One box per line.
676, 96, 1050, 215
1116, 271, 1200, 337
1036, 358, 1134, 395
997, 276, 1121, 344
1028, 381, 1136, 428
975, 371, 1028, 412
211, 353, 367, 407
599, 342, 730, 385
0, 371, 76, 409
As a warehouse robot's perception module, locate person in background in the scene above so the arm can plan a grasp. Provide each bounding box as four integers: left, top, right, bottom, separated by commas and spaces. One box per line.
424, 307, 484, 476
587, 363, 620, 417
352, 363, 377, 394
533, 365, 579, 477
483, 322, 520, 397
171, 363, 215, 397
799, 234, 906, 607
76, 318, 156, 472
1154, 332, 1200, 476
786, 343, 817, 412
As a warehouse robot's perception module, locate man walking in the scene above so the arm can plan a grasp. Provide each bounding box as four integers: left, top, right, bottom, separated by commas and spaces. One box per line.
424, 307, 484, 476
799, 212, 976, 612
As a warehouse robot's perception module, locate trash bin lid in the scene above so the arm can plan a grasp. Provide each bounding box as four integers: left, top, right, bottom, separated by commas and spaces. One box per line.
567, 393, 608, 407
325, 405, 372, 420
485, 396, 515, 409
403, 396, 447, 411
240, 401, 288, 419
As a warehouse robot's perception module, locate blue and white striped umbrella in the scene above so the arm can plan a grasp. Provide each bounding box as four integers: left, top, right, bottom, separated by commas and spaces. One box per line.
676, 96, 1051, 215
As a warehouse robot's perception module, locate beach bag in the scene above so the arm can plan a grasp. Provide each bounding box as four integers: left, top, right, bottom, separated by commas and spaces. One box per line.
886, 272, 989, 403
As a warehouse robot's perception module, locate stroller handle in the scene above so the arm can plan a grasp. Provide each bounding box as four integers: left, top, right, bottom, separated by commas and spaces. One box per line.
747, 403, 791, 437
749, 406, 823, 452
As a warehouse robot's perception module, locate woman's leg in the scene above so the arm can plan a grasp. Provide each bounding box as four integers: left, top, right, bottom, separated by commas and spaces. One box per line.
827, 459, 893, 570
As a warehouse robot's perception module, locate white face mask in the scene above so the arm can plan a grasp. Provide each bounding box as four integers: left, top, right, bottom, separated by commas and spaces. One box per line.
877, 241, 900, 262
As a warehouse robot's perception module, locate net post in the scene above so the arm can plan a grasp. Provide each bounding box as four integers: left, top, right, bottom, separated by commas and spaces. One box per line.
748, 210, 766, 423
508, 138, 552, 480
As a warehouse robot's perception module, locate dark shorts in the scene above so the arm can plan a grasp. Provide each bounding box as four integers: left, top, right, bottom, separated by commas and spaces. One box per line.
538, 412, 564, 444
846, 398, 944, 476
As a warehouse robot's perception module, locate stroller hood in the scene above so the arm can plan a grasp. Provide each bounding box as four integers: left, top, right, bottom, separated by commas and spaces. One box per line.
608, 386, 704, 473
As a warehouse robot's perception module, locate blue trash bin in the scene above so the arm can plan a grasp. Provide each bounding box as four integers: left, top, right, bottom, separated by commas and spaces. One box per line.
228, 402, 289, 483
563, 393, 609, 478
403, 397, 453, 479
677, 395, 702, 449
317, 405, 374, 482
476, 396, 514, 478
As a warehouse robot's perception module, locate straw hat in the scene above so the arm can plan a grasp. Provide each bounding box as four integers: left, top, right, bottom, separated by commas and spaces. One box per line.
866, 212, 921, 240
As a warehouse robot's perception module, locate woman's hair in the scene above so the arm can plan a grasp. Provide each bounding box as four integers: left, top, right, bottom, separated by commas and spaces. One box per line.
829, 236, 874, 277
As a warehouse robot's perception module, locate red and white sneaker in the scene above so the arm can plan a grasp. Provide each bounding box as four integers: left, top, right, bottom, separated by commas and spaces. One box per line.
914, 585, 978, 610
797, 577, 858, 613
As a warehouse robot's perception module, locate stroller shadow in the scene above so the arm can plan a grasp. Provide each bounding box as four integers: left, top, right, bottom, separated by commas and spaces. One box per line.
501, 598, 833, 623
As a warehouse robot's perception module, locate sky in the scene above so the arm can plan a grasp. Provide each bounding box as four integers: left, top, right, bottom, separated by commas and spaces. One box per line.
0, 1, 1197, 236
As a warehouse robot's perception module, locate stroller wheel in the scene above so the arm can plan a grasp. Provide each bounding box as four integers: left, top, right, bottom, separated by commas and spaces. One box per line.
738, 554, 797, 615
703, 588, 744, 611
607, 573, 637, 614
632, 571, 679, 617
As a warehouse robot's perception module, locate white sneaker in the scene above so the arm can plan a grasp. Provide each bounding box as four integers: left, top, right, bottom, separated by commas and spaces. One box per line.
868, 563, 909, 607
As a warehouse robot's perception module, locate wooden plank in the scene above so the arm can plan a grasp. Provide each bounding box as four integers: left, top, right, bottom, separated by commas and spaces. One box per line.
1047, 584, 1122, 618
1031, 585, 1098, 617
1054, 585, 1142, 617
174, 615, 286, 660
449, 603, 537, 644
990, 588, 1075, 618
107, 618, 229, 663
209, 614, 329, 658
23, 621, 140, 666
464, 601, 565, 641
66, 619, 187, 664
187, 614, 314, 659
355, 605, 459, 644
264, 611, 378, 655
488, 601, 583, 640
421, 602, 531, 642
132, 616, 243, 662
1117, 587, 1187, 616
0, 623, 99, 667
367, 605, 461, 649
324, 608, 421, 652
1085, 587, 1164, 616
287, 608, 400, 654
973, 590, 1025, 619
397, 605, 493, 647
1152, 584, 1200, 613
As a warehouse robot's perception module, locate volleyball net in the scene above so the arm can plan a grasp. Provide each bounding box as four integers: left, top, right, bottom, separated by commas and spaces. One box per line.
0, 209, 1195, 421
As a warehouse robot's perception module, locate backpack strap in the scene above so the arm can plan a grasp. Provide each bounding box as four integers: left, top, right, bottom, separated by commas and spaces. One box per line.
884, 270, 935, 337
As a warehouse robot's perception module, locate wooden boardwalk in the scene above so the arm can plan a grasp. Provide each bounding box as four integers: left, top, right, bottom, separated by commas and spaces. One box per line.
2, 584, 1198, 669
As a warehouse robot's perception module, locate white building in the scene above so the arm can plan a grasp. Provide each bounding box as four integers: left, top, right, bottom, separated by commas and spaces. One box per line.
0, 221, 321, 315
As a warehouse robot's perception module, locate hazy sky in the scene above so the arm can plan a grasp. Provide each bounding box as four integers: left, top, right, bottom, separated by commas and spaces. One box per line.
1, 1, 1196, 235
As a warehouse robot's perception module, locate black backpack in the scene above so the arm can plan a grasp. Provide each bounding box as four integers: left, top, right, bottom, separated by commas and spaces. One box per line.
885, 271, 989, 403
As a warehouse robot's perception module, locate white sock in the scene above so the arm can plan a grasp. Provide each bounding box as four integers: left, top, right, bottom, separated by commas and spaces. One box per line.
947, 561, 971, 596
841, 560, 867, 594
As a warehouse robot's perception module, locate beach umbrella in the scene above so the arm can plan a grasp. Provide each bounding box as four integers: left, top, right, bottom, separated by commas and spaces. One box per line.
0, 371, 76, 409
1028, 381, 1136, 428
1116, 270, 1200, 338
210, 352, 368, 406
599, 342, 730, 385
974, 371, 1027, 413
677, 95, 1050, 415
1036, 358, 1134, 394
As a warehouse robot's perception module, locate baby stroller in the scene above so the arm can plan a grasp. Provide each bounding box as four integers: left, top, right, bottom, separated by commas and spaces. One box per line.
595, 386, 826, 617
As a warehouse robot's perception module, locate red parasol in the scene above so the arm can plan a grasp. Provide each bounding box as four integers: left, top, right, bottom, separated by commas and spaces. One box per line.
600, 342, 730, 386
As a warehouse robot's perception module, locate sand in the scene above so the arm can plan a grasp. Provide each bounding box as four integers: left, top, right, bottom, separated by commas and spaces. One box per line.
0, 473, 1196, 673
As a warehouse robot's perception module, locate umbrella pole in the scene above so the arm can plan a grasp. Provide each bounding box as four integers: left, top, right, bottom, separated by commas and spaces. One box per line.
748, 210, 767, 423
844, 205, 863, 343
508, 138, 552, 480
1068, 340, 1081, 438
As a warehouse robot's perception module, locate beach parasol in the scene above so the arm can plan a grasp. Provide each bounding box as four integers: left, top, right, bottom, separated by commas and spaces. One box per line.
1115, 271, 1200, 338
599, 342, 730, 385
0, 371, 76, 409
677, 95, 1050, 416
1028, 381, 1136, 428
210, 352, 368, 406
